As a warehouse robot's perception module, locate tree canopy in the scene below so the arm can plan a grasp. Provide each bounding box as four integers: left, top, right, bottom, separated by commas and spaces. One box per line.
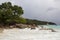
0, 2, 26, 25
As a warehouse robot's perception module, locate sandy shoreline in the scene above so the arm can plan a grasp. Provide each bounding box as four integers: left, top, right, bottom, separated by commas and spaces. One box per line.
0, 28, 60, 40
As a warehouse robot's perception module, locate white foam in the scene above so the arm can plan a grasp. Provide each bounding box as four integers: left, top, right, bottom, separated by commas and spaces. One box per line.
0, 28, 60, 40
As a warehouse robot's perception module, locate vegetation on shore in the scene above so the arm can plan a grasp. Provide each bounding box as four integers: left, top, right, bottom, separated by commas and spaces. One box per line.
0, 2, 56, 28
0, 2, 26, 26
25, 19, 56, 25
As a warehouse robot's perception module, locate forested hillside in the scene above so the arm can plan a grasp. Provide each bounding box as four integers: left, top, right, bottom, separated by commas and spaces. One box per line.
25, 19, 56, 25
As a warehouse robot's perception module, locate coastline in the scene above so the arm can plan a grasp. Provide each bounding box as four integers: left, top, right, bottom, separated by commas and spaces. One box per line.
0, 28, 60, 40
0, 25, 59, 40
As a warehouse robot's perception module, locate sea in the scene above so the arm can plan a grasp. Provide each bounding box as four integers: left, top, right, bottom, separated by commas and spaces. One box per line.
39, 25, 60, 29
38, 25, 60, 32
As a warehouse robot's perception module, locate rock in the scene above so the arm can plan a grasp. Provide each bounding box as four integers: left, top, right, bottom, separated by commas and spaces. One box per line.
0, 28, 4, 33
31, 27, 35, 30
49, 28, 56, 32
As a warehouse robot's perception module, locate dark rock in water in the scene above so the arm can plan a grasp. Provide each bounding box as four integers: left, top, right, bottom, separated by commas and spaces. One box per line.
31, 27, 35, 30
47, 28, 56, 32
39, 27, 56, 32
51, 29, 56, 32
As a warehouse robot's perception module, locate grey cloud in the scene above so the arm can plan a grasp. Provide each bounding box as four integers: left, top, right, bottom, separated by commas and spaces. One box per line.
0, 0, 60, 24
54, 0, 60, 2
47, 7, 57, 11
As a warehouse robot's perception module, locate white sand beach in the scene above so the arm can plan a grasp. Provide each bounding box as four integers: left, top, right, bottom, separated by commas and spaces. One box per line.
0, 28, 60, 40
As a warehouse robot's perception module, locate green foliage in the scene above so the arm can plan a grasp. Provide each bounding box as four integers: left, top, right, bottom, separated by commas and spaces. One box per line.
26, 19, 56, 25
0, 2, 26, 25
17, 17, 26, 24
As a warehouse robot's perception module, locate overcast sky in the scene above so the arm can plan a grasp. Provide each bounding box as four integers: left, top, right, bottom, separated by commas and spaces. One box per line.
0, 0, 60, 25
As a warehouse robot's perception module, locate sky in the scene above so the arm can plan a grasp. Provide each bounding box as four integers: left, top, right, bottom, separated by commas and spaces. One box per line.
0, 0, 60, 25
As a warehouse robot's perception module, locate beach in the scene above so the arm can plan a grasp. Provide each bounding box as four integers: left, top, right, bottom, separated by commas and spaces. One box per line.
0, 0, 60, 40
0, 28, 60, 40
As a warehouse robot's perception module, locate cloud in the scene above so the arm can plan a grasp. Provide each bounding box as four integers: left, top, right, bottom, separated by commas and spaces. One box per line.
54, 0, 60, 2
10, 0, 60, 24
47, 7, 57, 11
0, 0, 60, 24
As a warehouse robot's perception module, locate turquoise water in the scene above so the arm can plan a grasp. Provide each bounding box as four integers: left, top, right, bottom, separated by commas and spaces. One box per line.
39, 25, 60, 29
44, 25, 60, 29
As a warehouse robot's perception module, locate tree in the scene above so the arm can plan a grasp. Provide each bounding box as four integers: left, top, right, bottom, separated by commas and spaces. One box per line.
0, 2, 26, 25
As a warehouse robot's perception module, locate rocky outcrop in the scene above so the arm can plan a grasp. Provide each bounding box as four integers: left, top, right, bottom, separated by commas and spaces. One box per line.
39, 26, 56, 32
